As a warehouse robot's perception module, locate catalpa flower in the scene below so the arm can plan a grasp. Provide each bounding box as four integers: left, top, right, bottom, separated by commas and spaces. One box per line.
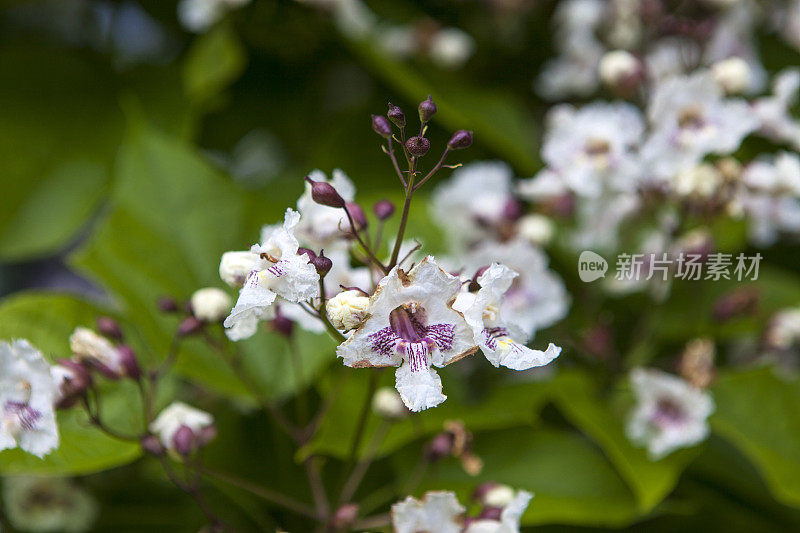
626, 368, 714, 460
0, 340, 59, 458
150, 402, 215, 456
336, 257, 477, 412
292, 169, 356, 250
454, 264, 561, 371
223, 208, 318, 341
391, 488, 533, 533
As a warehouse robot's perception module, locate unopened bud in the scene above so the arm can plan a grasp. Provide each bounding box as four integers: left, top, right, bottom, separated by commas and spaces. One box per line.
298, 247, 317, 261
371, 114, 393, 138
177, 316, 204, 337
712, 56, 750, 94
517, 214, 555, 245
478, 506, 503, 521
305, 177, 345, 208
406, 136, 431, 157
331, 503, 359, 531
425, 432, 454, 462
117, 345, 141, 380
190, 287, 232, 322
52, 359, 92, 409
447, 130, 473, 150
712, 287, 759, 322
346, 202, 368, 230
387, 102, 406, 128
96, 316, 123, 340
418, 95, 437, 123
483, 484, 515, 507
599, 50, 642, 92
373, 199, 395, 220
158, 297, 179, 313
173, 425, 195, 456
371, 387, 407, 419
141, 434, 164, 456
327, 290, 370, 331
197, 425, 218, 447
311, 251, 333, 277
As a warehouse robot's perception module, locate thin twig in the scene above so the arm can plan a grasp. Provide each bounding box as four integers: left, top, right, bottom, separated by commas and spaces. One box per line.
305, 457, 330, 519
412, 147, 450, 191
343, 206, 388, 274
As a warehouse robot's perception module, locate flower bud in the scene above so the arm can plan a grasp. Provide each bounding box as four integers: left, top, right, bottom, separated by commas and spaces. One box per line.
311, 251, 333, 277
52, 359, 92, 409
177, 316, 204, 337
141, 434, 164, 456
371, 387, 407, 419
405, 136, 431, 157
502, 198, 523, 221
712, 56, 750, 94
190, 287, 232, 322
387, 102, 406, 128
172, 425, 195, 456
157, 297, 179, 313
765, 308, 800, 349
346, 202, 368, 230
425, 432, 454, 462
117, 345, 141, 380
373, 199, 395, 220
418, 95, 437, 123
96, 316, 123, 340
478, 506, 503, 521
271, 309, 295, 338
482, 484, 515, 507
331, 503, 359, 531
70, 327, 123, 379
298, 247, 317, 261
305, 177, 346, 208
371, 114, 393, 138
678, 338, 715, 388
447, 130, 473, 150
219, 251, 260, 288
599, 50, 642, 91
712, 287, 759, 322
517, 214, 555, 245
327, 290, 371, 331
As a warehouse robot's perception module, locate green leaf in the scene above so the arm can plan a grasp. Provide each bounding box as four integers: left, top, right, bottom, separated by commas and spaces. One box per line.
300, 367, 552, 461
415, 427, 639, 527
0, 292, 140, 475
183, 23, 248, 105
551, 370, 699, 512
711, 366, 800, 508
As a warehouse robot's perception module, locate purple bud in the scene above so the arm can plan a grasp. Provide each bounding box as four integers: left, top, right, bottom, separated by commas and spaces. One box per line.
387, 102, 406, 128
406, 136, 431, 158
271, 309, 295, 338
117, 345, 141, 380
305, 177, 345, 208
88, 359, 121, 380
468, 266, 490, 292
479, 506, 503, 521
418, 95, 437, 123
96, 316, 123, 340
447, 130, 473, 150
346, 202, 368, 230
373, 199, 395, 220
157, 297, 179, 313
141, 434, 164, 456
54, 359, 92, 409
712, 287, 760, 323
177, 316, 204, 337
311, 251, 333, 277
425, 433, 454, 462
298, 247, 317, 261
371, 114, 393, 138
331, 503, 360, 531
502, 198, 523, 221
197, 425, 218, 447
173, 425, 195, 456
471, 482, 499, 503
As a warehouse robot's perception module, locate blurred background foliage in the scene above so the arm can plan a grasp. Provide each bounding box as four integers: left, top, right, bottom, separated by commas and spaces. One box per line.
1, 0, 800, 531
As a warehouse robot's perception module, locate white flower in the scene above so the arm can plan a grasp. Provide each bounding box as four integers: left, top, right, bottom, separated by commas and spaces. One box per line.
219, 251, 262, 288
293, 169, 355, 250
626, 368, 714, 460
337, 257, 477, 412
177, 0, 250, 33
371, 386, 407, 419
391, 491, 465, 533
0, 340, 59, 458
224, 208, 319, 341
538, 102, 644, 197
754, 69, 800, 150
70, 327, 123, 377
431, 161, 517, 250
190, 287, 232, 322
571, 192, 641, 252
738, 152, 800, 245
461, 239, 569, 337
765, 308, 800, 349
454, 264, 561, 371
327, 290, 371, 331
598, 49, 639, 87
674, 163, 724, 199
150, 402, 214, 453
3, 477, 97, 533
465, 490, 533, 533
429, 27, 476, 69
711, 56, 751, 94
516, 214, 555, 246
641, 71, 759, 181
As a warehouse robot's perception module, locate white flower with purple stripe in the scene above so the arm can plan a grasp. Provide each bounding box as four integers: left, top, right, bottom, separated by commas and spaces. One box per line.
337, 257, 477, 412
0, 340, 59, 458
391, 491, 464, 533
223, 208, 318, 341
454, 264, 561, 371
